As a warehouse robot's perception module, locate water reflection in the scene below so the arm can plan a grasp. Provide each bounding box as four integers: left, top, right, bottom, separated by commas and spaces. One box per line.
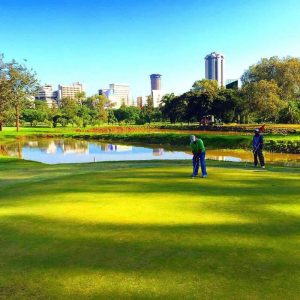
0, 139, 191, 164
0, 138, 299, 166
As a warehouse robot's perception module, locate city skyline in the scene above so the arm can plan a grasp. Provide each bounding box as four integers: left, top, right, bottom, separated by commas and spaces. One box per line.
1, 0, 300, 98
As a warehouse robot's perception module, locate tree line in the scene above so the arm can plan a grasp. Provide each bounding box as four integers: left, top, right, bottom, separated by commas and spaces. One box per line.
1, 55, 300, 131
161, 56, 300, 124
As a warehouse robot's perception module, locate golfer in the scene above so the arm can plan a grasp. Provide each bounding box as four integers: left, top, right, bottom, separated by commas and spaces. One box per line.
253, 129, 265, 168
190, 135, 207, 178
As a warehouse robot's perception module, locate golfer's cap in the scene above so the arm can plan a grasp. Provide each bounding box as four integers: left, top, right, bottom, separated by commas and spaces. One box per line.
190, 135, 196, 142
254, 129, 259, 133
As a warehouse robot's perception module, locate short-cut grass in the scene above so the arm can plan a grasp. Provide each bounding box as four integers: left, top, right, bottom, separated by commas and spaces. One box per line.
0, 158, 299, 299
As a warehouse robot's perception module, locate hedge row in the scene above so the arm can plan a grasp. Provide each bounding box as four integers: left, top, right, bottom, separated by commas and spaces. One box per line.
158, 125, 298, 134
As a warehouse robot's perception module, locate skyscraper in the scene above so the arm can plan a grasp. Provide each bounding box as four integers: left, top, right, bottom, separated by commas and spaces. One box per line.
150, 74, 165, 108
205, 52, 224, 87
150, 74, 162, 90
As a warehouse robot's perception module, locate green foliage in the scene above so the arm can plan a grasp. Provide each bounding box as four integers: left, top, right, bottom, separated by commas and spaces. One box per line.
278, 100, 300, 124
192, 79, 219, 98
242, 80, 286, 122
114, 106, 141, 124
241, 56, 300, 100
0, 54, 39, 131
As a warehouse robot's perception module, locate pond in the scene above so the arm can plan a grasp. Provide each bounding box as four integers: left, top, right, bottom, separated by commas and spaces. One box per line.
1, 138, 300, 166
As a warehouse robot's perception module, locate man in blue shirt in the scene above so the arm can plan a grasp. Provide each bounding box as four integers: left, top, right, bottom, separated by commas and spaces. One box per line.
253, 129, 265, 168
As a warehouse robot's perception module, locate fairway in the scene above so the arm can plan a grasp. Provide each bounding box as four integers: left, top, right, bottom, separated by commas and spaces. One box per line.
0, 158, 299, 299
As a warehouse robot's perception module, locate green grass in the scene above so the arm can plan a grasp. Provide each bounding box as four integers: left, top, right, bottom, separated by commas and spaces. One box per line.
0, 158, 299, 299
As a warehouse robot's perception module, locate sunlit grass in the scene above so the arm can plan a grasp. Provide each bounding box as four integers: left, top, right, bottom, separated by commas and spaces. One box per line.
0, 158, 299, 299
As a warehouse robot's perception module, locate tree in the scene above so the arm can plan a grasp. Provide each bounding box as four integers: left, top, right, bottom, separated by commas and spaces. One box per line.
141, 95, 155, 124
124, 106, 141, 124
189, 91, 213, 123
278, 100, 300, 124
211, 89, 239, 123
0, 68, 10, 131
242, 80, 286, 122
21, 109, 45, 126
160, 93, 176, 123
75, 91, 86, 104
107, 109, 118, 124
5, 59, 39, 131
241, 56, 300, 100
77, 105, 91, 127
94, 95, 110, 123
114, 106, 141, 124
60, 97, 79, 126
192, 79, 219, 99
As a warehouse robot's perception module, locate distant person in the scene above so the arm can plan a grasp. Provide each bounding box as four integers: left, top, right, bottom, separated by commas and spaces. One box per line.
190, 135, 207, 178
253, 129, 265, 168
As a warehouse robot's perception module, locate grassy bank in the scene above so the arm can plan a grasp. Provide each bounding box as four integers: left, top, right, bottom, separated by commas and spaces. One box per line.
0, 158, 299, 299
1, 127, 300, 153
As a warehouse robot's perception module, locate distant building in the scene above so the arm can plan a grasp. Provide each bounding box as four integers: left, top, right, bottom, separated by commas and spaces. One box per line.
136, 96, 147, 108
99, 88, 114, 99
102, 84, 130, 108
150, 74, 165, 108
57, 82, 84, 103
35, 84, 58, 107
205, 52, 224, 87
150, 74, 162, 90
152, 90, 165, 108
226, 79, 239, 89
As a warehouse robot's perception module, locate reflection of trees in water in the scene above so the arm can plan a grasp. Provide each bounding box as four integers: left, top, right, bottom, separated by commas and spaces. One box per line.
0, 145, 8, 156
0, 142, 22, 158
1, 138, 299, 166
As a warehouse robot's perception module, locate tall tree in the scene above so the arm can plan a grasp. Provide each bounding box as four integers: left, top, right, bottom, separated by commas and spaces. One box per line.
241, 56, 300, 100
93, 95, 111, 123
0, 55, 11, 131
0, 74, 10, 131
60, 97, 79, 125
211, 89, 239, 123
242, 80, 286, 122
5, 59, 39, 131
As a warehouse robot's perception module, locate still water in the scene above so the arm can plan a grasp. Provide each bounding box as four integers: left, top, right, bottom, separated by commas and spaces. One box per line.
1, 138, 299, 166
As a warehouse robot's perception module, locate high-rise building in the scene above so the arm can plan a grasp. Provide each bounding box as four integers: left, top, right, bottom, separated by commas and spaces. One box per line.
57, 82, 84, 103
205, 52, 224, 87
108, 84, 130, 108
150, 74, 165, 108
150, 74, 162, 90
35, 84, 58, 107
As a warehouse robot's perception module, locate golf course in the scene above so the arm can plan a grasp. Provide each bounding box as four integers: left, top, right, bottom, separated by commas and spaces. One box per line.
0, 153, 299, 299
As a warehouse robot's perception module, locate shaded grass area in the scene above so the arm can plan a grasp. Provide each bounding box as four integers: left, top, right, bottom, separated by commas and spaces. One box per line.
0, 158, 300, 299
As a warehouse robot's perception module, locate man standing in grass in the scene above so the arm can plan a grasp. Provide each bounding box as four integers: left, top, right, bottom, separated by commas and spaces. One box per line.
190, 135, 207, 178
253, 129, 265, 169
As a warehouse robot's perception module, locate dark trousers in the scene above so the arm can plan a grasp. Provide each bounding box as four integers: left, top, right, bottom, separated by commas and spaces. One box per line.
193, 152, 207, 176
254, 148, 265, 166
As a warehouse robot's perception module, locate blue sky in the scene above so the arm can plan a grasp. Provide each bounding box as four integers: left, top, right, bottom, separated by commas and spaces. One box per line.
0, 0, 299, 98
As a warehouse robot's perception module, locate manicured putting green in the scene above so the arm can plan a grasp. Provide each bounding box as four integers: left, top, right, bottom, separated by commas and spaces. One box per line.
0, 158, 299, 299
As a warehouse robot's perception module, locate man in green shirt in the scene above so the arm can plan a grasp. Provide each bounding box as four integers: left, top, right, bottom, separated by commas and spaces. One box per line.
190, 135, 207, 178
